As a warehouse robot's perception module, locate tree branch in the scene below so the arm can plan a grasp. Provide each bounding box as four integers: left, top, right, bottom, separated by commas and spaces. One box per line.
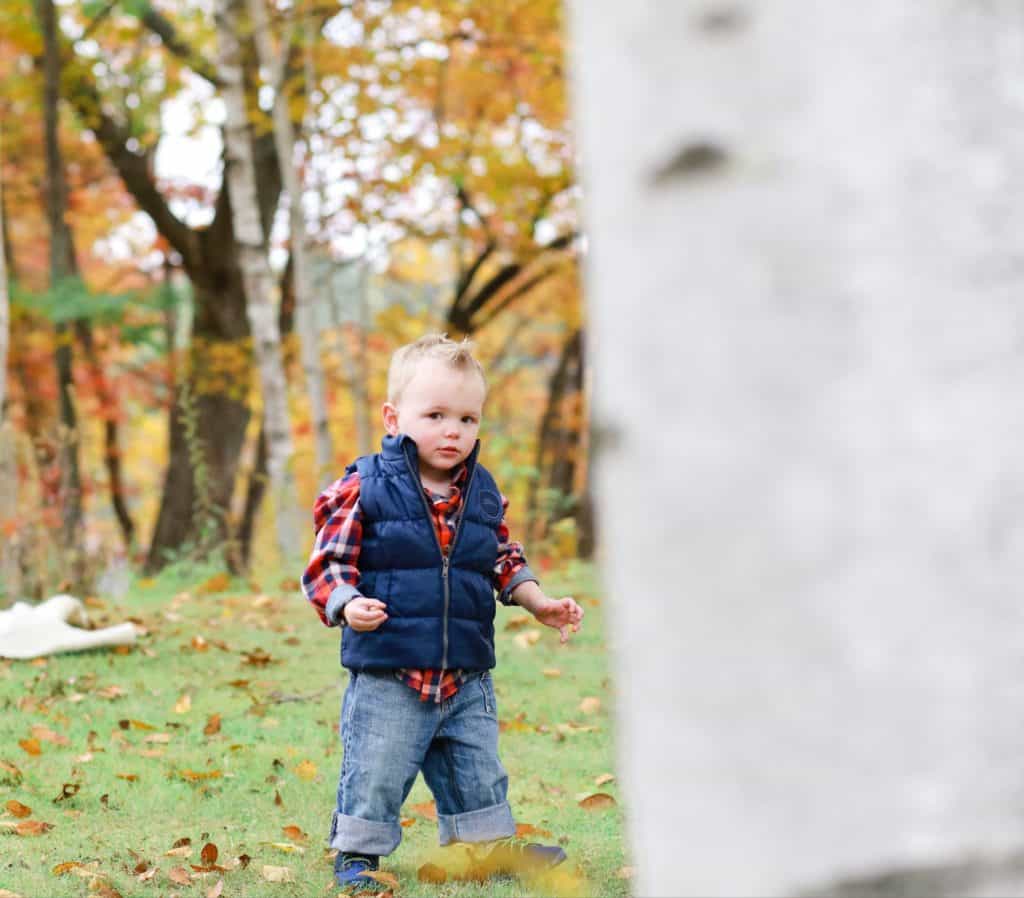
139, 3, 223, 87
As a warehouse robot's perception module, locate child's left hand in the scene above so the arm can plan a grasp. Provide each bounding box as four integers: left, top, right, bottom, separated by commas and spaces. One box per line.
532, 596, 584, 644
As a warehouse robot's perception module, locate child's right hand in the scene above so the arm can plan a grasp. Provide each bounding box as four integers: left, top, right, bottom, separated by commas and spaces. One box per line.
343, 597, 388, 631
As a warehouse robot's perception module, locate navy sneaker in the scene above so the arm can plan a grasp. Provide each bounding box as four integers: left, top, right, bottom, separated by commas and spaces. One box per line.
333, 852, 380, 892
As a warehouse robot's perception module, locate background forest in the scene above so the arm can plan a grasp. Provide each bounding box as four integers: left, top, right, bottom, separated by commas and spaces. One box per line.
0, 0, 590, 596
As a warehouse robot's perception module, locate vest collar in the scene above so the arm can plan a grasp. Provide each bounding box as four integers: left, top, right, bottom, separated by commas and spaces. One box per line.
380, 433, 482, 472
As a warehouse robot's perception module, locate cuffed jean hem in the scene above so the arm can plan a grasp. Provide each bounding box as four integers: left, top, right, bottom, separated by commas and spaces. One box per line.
329, 811, 403, 856
437, 800, 516, 846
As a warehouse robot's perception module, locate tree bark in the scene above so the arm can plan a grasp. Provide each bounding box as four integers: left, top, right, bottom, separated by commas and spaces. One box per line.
249, 0, 334, 486
216, 0, 299, 561
571, 1, 1024, 895
36, 0, 83, 564
0, 121, 8, 421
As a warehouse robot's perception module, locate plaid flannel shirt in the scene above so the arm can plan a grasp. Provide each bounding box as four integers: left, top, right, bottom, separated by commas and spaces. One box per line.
302, 464, 537, 703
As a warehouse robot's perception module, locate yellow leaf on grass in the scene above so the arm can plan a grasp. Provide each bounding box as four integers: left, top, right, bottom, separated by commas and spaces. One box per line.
595, 773, 616, 786
164, 845, 192, 858
579, 697, 602, 715
18, 738, 41, 756
204, 714, 222, 736
52, 861, 82, 875
542, 668, 562, 678
513, 630, 542, 649
173, 694, 192, 714
294, 760, 317, 780
261, 865, 293, 883
261, 841, 304, 854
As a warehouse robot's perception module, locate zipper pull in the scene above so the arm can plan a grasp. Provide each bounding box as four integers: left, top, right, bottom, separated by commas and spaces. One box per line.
442, 556, 450, 576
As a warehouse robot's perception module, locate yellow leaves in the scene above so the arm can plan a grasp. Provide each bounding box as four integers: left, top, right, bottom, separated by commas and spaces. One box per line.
17, 738, 41, 756
173, 693, 192, 714
594, 773, 616, 786
542, 668, 562, 678
176, 769, 222, 783
294, 760, 317, 781
578, 696, 601, 715
513, 629, 542, 649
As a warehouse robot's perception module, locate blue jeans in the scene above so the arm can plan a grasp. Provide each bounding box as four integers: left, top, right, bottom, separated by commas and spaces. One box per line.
329, 670, 516, 856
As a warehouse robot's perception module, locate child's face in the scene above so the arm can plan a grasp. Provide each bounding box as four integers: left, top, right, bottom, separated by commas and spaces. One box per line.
383, 359, 485, 483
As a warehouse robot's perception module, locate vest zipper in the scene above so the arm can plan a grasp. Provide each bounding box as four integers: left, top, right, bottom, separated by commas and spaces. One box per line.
401, 447, 478, 672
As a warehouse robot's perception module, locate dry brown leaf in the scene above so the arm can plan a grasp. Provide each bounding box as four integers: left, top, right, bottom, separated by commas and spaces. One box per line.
409, 800, 437, 821
54, 783, 80, 802
516, 823, 553, 838
173, 694, 192, 714
282, 825, 307, 842
31, 725, 69, 745
260, 864, 293, 883
191, 635, 209, 652
6, 800, 31, 818
52, 861, 81, 875
116, 773, 138, 782
207, 879, 224, 898
417, 862, 447, 884
294, 760, 317, 780
242, 649, 275, 666
228, 679, 250, 688
578, 792, 617, 811
18, 738, 41, 756
119, 719, 155, 731
273, 790, 283, 807
204, 714, 222, 736
579, 696, 602, 715
0, 760, 23, 781
595, 773, 616, 786
365, 870, 400, 889
168, 866, 191, 885
164, 845, 191, 858
201, 843, 218, 865
198, 573, 232, 594
15, 819, 53, 836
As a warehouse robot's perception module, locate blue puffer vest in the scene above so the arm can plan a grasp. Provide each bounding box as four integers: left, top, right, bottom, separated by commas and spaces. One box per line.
340, 433, 506, 672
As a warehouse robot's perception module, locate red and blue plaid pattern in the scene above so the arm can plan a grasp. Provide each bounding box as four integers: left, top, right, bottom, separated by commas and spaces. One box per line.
302, 464, 528, 703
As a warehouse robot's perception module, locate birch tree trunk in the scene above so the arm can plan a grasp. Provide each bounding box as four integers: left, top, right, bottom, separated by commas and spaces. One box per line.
569, 2, 1024, 896
248, 0, 334, 485
215, 0, 299, 559
0, 121, 8, 421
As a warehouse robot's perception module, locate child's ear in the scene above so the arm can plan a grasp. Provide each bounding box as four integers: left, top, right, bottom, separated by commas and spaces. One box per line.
382, 403, 400, 436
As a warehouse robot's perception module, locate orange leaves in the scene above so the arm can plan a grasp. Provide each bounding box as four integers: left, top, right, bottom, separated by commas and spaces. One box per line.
294, 760, 317, 781
578, 792, 616, 811
197, 573, 232, 595
0, 819, 53, 836
17, 738, 40, 757
203, 713, 222, 736
281, 825, 307, 843
176, 769, 222, 783
409, 800, 437, 821
578, 696, 601, 715
5, 800, 31, 818
201, 842, 219, 865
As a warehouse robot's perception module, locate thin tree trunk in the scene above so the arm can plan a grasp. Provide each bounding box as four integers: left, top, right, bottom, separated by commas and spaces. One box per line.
0, 120, 8, 420
249, 0, 334, 486
36, 0, 83, 566
216, 0, 299, 560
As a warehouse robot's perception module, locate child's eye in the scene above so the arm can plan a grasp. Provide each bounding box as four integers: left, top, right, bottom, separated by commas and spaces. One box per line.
428, 412, 443, 420
462, 416, 477, 424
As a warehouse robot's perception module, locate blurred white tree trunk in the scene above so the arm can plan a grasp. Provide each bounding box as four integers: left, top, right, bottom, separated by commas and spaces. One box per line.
569, 2, 1024, 896
249, 0, 334, 486
215, 0, 299, 558
0, 121, 8, 421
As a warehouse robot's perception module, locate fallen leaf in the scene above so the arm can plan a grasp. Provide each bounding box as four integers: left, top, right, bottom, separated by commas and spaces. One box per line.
516, 823, 553, 838
261, 865, 292, 883
281, 825, 307, 842
556, 722, 599, 735
198, 573, 232, 594
116, 773, 138, 782
207, 880, 224, 898
119, 719, 155, 731
191, 635, 210, 652
168, 866, 191, 885
409, 800, 437, 821
164, 845, 191, 858
365, 870, 400, 889
273, 790, 283, 807
0, 760, 23, 782
96, 685, 126, 700
204, 714, 222, 736
15, 819, 54, 835
144, 733, 171, 744
513, 630, 542, 649
52, 861, 82, 875
242, 649, 275, 666
579, 696, 602, 715
504, 616, 533, 631
18, 738, 41, 757
260, 841, 304, 854
399, 817, 416, 828
294, 760, 317, 781
31, 726, 69, 745
228, 679, 250, 688
6, 800, 31, 818
173, 694, 192, 714
542, 668, 562, 678
178, 769, 222, 782
595, 773, 616, 786
417, 862, 447, 884
578, 792, 616, 811
53, 783, 80, 802
616, 865, 635, 879
201, 843, 219, 865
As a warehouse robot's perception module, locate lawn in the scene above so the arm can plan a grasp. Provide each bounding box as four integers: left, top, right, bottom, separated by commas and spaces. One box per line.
0, 559, 630, 898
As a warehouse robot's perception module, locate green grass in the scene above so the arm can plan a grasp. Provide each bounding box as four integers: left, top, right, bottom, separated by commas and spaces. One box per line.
0, 559, 630, 897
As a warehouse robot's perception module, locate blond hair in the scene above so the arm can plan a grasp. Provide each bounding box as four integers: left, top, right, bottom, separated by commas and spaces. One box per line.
387, 333, 487, 404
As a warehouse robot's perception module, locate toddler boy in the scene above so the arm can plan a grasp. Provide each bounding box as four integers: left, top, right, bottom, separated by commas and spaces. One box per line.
302, 333, 584, 891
